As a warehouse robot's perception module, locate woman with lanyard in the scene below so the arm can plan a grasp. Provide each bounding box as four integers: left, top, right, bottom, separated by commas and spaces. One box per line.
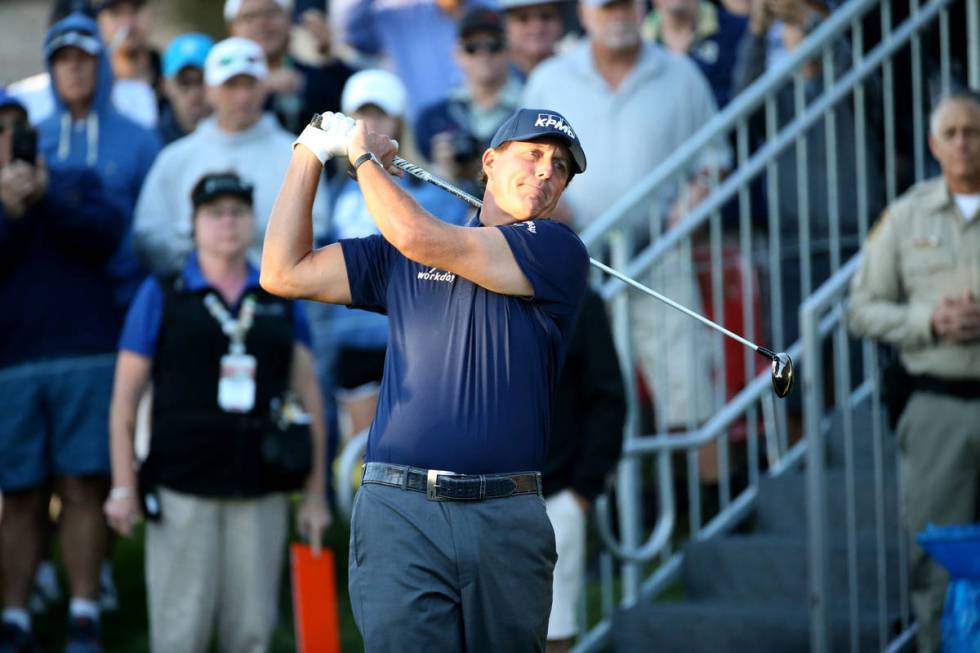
103, 172, 330, 652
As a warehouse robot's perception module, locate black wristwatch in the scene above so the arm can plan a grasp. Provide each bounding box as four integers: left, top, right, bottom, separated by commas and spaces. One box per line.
348, 152, 382, 180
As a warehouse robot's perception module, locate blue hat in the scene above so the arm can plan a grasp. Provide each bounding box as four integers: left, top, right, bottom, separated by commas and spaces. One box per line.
0, 88, 27, 114
163, 33, 214, 79
490, 108, 587, 175
44, 25, 102, 60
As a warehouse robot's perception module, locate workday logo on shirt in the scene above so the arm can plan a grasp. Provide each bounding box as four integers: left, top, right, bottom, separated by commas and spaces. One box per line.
417, 267, 457, 284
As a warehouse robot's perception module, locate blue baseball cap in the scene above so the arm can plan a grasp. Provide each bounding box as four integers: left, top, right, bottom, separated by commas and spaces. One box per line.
490, 108, 587, 175
44, 28, 102, 60
0, 88, 27, 115
163, 33, 214, 79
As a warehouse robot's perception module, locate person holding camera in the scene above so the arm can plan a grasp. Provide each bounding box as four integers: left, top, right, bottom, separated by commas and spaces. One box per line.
0, 88, 127, 653
103, 171, 330, 653
414, 7, 525, 195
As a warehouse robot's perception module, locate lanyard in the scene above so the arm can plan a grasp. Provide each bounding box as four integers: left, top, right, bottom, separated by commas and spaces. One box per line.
203, 292, 256, 355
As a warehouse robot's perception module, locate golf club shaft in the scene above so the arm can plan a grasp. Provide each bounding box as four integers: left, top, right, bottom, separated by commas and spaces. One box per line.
390, 156, 778, 363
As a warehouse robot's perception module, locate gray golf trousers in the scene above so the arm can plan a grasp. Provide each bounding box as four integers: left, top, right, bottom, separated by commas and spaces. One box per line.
348, 481, 557, 652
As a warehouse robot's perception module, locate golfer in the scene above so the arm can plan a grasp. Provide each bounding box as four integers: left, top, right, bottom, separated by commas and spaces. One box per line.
261, 107, 589, 651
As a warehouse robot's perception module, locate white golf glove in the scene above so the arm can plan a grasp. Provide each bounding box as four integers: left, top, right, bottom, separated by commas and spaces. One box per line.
294, 111, 356, 165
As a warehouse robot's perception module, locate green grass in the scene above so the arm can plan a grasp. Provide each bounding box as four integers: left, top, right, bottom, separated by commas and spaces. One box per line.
32, 511, 363, 653
32, 504, 674, 652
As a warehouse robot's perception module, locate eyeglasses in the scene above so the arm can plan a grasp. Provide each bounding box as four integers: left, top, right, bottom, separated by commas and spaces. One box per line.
0, 117, 29, 134
462, 39, 504, 55
235, 6, 283, 23
174, 71, 204, 90
510, 9, 561, 23
199, 204, 252, 220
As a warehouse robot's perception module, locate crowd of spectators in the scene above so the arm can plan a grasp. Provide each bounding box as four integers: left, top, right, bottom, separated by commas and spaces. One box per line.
0, 0, 975, 650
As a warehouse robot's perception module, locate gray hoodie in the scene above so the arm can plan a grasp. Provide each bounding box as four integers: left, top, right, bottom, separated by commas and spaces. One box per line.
133, 113, 330, 275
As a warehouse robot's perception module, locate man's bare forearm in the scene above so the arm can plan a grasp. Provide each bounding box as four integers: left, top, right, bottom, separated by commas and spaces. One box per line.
356, 160, 458, 266
261, 148, 328, 299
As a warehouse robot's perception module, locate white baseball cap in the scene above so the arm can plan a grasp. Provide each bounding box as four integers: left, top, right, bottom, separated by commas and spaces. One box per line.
224, 0, 292, 22
341, 69, 407, 118
499, 0, 567, 9
204, 37, 268, 87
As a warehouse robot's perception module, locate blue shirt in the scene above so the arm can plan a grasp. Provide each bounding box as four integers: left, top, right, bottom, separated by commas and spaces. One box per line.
329, 175, 472, 350
119, 253, 312, 356
340, 215, 589, 474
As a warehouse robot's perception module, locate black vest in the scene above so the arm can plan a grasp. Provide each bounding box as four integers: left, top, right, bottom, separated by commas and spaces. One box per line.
145, 275, 294, 497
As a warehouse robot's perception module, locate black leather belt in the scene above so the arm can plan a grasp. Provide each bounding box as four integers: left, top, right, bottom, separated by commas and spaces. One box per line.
361, 462, 542, 501
912, 375, 980, 400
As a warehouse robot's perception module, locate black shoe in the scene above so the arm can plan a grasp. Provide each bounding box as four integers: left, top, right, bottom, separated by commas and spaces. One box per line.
0, 621, 35, 653
65, 616, 103, 653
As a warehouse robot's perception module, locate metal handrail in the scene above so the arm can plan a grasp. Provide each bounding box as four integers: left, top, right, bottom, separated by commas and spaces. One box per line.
570, 0, 972, 649
579, 0, 882, 250
597, 0, 956, 299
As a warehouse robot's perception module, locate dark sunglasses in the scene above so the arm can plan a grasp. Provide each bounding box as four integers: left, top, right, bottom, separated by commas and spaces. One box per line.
0, 117, 29, 133
511, 9, 561, 23
462, 39, 504, 55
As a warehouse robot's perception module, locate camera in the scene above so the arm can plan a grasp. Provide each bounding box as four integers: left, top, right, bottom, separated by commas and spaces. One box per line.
11, 120, 37, 165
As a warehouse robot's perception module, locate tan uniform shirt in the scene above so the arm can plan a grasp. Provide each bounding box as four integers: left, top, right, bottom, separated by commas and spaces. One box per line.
849, 177, 980, 380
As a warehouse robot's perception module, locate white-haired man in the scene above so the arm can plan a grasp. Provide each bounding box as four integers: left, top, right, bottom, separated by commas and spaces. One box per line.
850, 90, 980, 653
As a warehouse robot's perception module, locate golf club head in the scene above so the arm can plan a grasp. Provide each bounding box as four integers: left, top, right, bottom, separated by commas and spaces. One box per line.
770, 352, 794, 398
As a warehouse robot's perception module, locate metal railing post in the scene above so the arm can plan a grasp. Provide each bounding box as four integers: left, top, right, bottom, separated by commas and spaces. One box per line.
610, 229, 641, 605
969, 0, 979, 90
803, 299, 829, 653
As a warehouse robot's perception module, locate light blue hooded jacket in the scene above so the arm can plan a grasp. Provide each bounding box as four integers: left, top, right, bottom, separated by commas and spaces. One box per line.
38, 12, 162, 313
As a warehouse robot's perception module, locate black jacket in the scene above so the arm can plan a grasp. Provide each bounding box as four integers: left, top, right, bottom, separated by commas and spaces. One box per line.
543, 287, 626, 501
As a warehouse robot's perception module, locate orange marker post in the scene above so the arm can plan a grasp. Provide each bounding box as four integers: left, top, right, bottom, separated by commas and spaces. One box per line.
290, 542, 341, 653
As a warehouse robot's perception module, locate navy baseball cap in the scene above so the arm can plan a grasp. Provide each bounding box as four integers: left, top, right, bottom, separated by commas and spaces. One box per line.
490, 108, 587, 175
191, 172, 253, 209
44, 27, 102, 60
0, 88, 27, 115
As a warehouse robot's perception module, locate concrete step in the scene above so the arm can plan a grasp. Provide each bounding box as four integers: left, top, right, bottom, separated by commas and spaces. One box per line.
754, 469, 900, 536
682, 535, 902, 611
823, 403, 899, 471
610, 599, 896, 653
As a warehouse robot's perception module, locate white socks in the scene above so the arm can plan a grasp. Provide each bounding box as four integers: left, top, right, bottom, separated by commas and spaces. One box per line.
1, 607, 30, 633
69, 597, 99, 621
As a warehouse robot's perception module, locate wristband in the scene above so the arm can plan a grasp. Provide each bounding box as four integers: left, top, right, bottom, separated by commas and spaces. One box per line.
109, 486, 134, 500
348, 152, 382, 180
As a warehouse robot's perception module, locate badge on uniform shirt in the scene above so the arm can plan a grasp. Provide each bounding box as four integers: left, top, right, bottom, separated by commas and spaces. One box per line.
218, 353, 257, 413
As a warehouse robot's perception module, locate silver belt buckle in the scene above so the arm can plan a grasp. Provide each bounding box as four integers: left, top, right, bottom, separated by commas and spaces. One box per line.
426, 469, 455, 500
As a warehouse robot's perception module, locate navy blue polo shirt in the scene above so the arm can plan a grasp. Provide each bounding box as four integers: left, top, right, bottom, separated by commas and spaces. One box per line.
340, 214, 589, 474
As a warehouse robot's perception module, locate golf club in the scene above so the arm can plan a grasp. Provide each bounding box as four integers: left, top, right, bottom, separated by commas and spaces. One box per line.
311, 114, 794, 397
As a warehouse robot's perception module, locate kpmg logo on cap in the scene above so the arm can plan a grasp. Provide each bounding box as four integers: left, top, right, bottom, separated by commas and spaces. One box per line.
534, 114, 577, 140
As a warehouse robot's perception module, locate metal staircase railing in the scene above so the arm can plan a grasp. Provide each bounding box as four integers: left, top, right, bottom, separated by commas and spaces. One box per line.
570, 1, 978, 651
